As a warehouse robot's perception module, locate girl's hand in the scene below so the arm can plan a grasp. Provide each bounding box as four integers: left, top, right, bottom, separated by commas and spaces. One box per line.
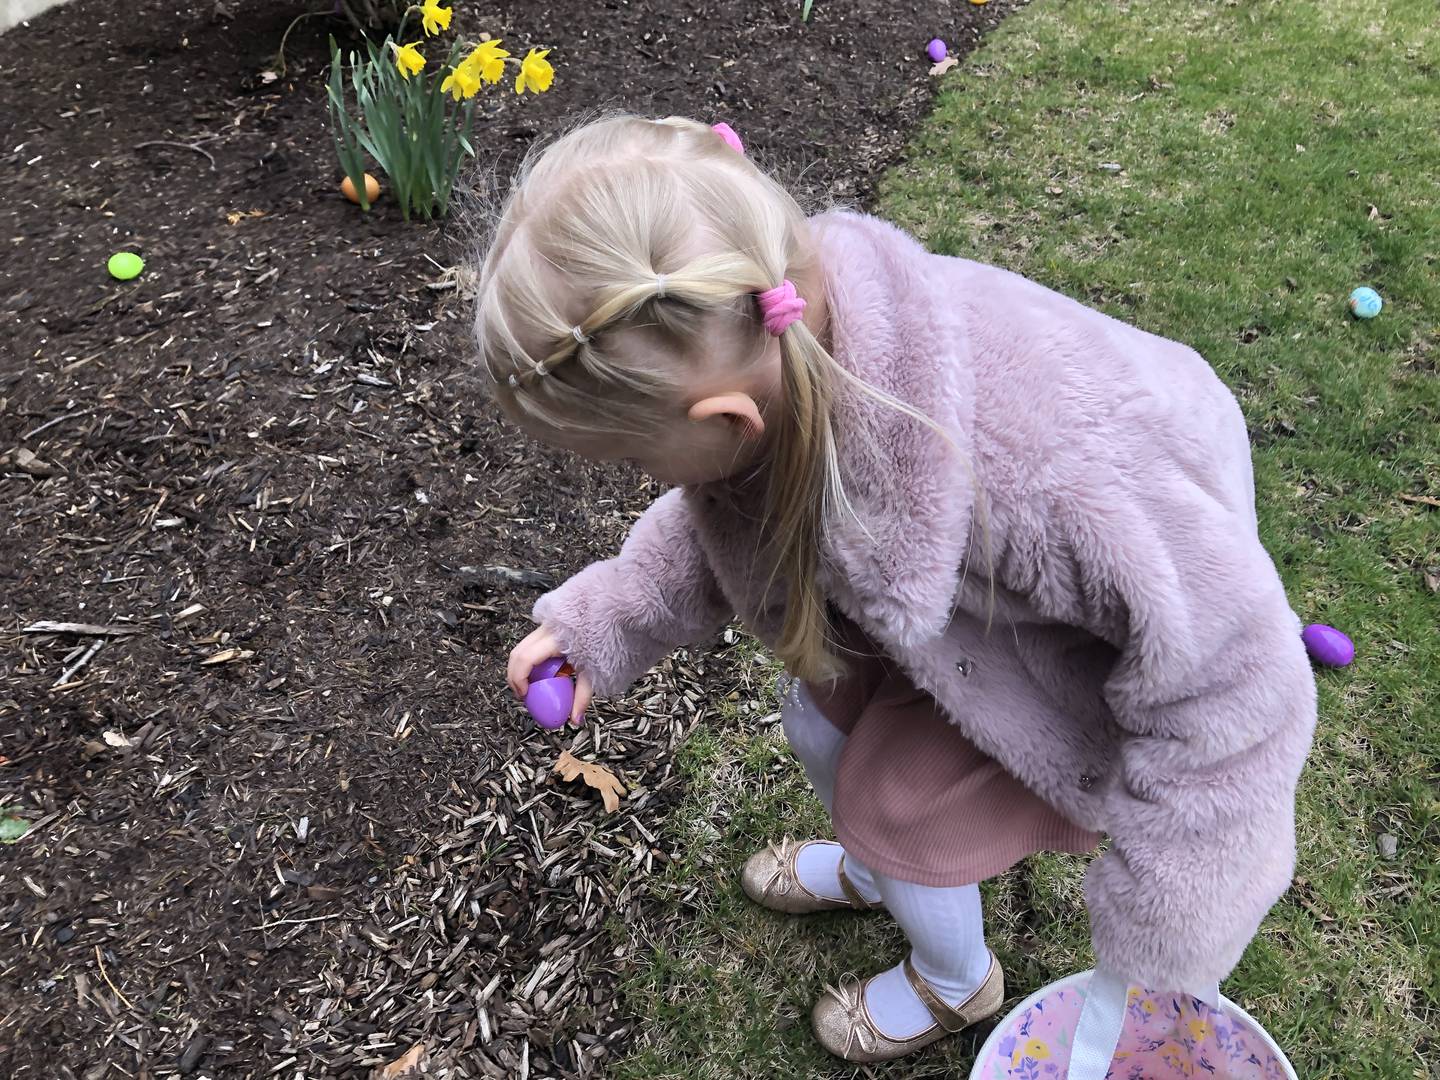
508, 625, 595, 726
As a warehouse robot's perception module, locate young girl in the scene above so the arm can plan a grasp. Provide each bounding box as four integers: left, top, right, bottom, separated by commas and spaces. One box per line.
479, 112, 1316, 1063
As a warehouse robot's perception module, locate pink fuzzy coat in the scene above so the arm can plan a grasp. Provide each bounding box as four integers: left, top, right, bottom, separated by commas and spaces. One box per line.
533, 209, 1317, 994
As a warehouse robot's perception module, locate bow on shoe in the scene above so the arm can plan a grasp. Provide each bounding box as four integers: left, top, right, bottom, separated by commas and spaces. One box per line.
759, 836, 801, 897
820, 974, 879, 1057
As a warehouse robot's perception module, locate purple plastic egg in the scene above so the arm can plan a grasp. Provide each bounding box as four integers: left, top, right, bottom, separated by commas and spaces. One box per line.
1301, 623, 1354, 667
524, 657, 575, 729
525, 677, 574, 729
927, 38, 947, 64
531, 656, 568, 682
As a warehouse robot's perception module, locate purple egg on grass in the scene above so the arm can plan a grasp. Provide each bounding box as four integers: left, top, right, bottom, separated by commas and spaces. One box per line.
927, 38, 948, 64
1301, 624, 1354, 667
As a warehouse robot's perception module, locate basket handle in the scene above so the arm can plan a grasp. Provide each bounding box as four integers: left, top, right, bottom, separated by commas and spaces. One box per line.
1065, 967, 1130, 1080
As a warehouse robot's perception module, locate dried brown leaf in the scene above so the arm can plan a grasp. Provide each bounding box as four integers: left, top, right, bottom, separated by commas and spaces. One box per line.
554, 750, 626, 813
929, 56, 958, 76
376, 1043, 426, 1079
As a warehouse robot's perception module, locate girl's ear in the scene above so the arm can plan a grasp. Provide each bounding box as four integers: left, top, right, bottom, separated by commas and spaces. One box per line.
687, 392, 766, 440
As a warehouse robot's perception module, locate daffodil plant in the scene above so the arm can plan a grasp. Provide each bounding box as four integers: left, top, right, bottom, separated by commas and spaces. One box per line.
326, 0, 554, 220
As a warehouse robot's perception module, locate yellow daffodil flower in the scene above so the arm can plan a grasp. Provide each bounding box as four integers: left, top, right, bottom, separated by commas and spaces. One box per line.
419, 0, 452, 36
441, 60, 482, 100
515, 47, 554, 95
463, 39, 510, 84
393, 40, 426, 78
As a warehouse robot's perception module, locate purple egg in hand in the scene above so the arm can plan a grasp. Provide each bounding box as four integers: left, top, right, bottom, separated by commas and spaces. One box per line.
927, 38, 948, 64
524, 657, 575, 729
531, 656, 568, 681
1302, 624, 1354, 667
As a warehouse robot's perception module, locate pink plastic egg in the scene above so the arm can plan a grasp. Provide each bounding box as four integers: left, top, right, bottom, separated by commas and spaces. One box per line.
1301, 624, 1354, 667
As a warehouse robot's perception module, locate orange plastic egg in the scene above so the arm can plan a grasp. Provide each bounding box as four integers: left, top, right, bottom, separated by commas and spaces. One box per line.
341, 173, 381, 205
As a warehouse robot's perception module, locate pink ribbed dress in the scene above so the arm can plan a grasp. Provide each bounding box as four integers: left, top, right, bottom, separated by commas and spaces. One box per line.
803, 616, 1101, 887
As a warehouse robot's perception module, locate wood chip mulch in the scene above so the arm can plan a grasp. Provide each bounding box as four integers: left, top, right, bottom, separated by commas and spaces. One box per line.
0, 0, 1017, 1075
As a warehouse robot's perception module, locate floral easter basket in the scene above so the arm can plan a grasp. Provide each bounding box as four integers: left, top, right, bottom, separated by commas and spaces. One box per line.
971, 969, 1297, 1080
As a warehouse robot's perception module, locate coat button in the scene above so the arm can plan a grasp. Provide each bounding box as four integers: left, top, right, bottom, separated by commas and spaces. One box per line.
955, 658, 974, 678
1078, 773, 1095, 791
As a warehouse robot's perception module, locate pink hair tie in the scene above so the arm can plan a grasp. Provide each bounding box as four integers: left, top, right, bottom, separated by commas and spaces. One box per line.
711, 121, 745, 155
756, 279, 806, 336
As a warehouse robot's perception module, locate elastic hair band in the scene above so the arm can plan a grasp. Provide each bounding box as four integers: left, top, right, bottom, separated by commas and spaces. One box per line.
571, 326, 590, 344
711, 122, 745, 155
655, 274, 668, 299
755, 279, 807, 336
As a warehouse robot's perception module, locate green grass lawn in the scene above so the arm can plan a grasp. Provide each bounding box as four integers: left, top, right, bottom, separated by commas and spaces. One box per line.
616, 1, 1439, 1076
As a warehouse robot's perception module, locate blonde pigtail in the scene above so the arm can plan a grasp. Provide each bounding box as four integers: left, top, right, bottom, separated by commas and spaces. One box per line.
763, 318, 847, 683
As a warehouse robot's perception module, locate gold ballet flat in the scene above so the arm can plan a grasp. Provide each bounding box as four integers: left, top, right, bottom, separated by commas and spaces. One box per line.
811, 952, 1005, 1063
739, 837, 883, 914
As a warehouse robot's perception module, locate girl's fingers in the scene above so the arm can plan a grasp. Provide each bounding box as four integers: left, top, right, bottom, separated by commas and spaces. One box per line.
568, 671, 594, 727
509, 650, 527, 702
506, 641, 533, 698
507, 626, 554, 699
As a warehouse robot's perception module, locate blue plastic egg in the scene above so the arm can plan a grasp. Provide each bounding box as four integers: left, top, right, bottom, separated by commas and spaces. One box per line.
1347, 287, 1382, 319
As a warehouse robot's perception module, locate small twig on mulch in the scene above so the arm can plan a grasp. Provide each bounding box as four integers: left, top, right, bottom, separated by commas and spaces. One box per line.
53, 638, 106, 689
134, 140, 217, 169
21, 407, 97, 440
460, 564, 557, 590
22, 621, 144, 636
93, 945, 137, 1012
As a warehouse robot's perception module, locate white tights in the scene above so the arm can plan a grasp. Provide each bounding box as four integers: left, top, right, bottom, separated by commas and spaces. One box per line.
779, 678, 993, 1038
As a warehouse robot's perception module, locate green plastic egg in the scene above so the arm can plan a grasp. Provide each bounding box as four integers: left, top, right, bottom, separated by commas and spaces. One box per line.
107, 251, 144, 280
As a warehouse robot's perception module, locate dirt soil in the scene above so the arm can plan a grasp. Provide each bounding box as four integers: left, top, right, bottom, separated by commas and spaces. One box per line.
0, 0, 1017, 1076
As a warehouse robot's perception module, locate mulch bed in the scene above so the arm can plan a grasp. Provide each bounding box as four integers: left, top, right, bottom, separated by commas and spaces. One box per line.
0, 0, 1016, 1075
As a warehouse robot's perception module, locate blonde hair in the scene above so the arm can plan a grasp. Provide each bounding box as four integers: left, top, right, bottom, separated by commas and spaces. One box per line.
469, 110, 974, 682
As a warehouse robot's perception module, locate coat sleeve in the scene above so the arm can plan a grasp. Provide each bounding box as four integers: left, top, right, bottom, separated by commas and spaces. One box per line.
532, 488, 733, 698
1060, 426, 1318, 995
